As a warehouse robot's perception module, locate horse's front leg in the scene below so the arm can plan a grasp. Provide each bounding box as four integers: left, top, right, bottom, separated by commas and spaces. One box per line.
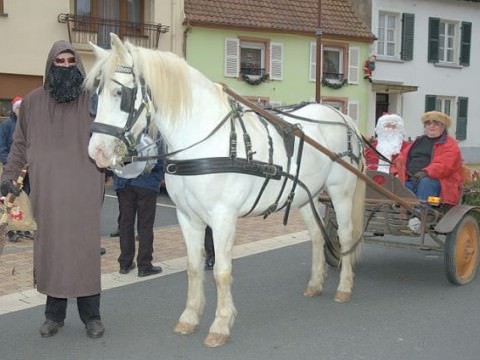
204, 218, 238, 347
174, 212, 206, 335
300, 203, 327, 297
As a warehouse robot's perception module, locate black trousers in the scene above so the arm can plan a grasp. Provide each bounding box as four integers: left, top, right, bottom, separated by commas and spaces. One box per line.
117, 186, 157, 271
45, 294, 101, 324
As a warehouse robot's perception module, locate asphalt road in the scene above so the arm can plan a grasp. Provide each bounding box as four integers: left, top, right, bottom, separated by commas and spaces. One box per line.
2, 239, 480, 360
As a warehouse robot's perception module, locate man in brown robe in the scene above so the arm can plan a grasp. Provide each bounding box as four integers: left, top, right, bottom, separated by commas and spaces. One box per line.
1, 40, 105, 339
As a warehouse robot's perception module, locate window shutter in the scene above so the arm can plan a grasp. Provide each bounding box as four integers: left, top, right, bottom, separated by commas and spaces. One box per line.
224, 38, 239, 78
270, 42, 283, 80
348, 101, 359, 123
309, 42, 316, 82
348, 46, 360, 84
456, 97, 468, 141
401, 13, 415, 61
428, 18, 440, 63
425, 95, 436, 111
460, 22, 472, 66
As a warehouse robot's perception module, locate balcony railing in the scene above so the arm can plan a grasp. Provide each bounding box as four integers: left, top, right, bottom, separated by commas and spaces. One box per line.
58, 13, 169, 50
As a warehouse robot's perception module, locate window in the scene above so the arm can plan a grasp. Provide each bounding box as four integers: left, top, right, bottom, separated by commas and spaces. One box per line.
323, 48, 343, 81
224, 38, 283, 81
377, 12, 398, 57
75, 0, 144, 22
240, 42, 265, 76
428, 18, 471, 66
322, 97, 348, 114
377, 12, 415, 60
309, 42, 352, 82
425, 95, 469, 140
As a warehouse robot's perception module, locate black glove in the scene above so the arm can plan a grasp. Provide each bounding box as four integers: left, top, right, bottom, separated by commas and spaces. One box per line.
0, 179, 20, 197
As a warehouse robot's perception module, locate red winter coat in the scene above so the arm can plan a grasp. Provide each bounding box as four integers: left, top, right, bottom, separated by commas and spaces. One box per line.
365, 140, 409, 176
395, 133, 463, 205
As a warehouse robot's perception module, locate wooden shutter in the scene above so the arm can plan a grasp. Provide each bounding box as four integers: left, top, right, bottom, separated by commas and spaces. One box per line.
460, 22, 472, 66
401, 13, 415, 61
428, 18, 440, 63
270, 42, 283, 80
348, 101, 359, 123
425, 95, 436, 111
456, 97, 468, 141
224, 38, 239, 78
348, 46, 360, 84
309, 42, 316, 81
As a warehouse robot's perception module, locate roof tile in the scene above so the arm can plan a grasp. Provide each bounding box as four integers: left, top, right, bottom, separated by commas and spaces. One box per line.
184, 0, 374, 41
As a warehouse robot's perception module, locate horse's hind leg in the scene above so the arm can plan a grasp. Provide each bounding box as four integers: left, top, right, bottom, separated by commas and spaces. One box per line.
204, 216, 238, 348
300, 200, 327, 297
174, 212, 206, 335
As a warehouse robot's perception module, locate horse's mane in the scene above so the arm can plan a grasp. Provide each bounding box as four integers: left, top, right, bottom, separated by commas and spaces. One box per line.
84, 43, 192, 126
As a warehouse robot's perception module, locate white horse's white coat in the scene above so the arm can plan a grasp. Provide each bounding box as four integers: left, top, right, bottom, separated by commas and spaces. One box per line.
86, 34, 366, 347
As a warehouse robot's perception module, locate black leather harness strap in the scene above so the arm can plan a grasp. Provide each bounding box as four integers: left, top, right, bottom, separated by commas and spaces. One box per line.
165, 157, 283, 180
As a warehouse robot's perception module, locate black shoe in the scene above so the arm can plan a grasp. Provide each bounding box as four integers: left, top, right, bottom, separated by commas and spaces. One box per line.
110, 229, 120, 237
119, 262, 136, 274
205, 255, 215, 270
85, 319, 105, 339
40, 319, 64, 338
138, 265, 162, 277
7, 231, 20, 243
100, 247, 106, 256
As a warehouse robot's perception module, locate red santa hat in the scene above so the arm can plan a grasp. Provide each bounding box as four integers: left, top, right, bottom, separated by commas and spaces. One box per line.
11, 96, 23, 112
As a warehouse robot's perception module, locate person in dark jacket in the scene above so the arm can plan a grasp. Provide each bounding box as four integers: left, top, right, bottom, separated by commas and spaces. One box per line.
0, 41, 105, 339
114, 160, 164, 277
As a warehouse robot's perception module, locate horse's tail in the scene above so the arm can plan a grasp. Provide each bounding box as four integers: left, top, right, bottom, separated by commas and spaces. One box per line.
351, 162, 366, 264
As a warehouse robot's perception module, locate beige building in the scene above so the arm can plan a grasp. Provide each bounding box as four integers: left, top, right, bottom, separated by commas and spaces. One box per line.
0, 0, 184, 118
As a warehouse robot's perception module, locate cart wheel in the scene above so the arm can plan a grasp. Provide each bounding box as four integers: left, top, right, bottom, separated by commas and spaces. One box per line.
445, 214, 480, 285
324, 217, 341, 268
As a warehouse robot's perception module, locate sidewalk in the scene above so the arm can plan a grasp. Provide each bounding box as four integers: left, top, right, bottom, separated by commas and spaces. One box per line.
0, 209, 309, 314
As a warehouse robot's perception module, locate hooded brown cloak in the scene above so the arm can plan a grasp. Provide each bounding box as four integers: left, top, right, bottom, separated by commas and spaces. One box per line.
2, 40, 105, 297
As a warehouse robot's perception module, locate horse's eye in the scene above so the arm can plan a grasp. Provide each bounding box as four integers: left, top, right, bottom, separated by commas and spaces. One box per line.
115, 89, 122, 97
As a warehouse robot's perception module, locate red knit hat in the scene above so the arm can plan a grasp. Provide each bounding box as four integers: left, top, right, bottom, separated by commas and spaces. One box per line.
11, 96, 23, 112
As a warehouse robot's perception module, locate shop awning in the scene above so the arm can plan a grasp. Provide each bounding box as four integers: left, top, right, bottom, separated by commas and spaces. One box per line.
371, 80, 418, 94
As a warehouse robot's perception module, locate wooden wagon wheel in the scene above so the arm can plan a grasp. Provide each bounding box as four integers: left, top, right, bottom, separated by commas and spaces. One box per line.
444, 214, 480, 285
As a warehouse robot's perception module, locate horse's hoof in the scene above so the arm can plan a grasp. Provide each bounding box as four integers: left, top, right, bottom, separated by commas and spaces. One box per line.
303, 287, 322, 297
174, 321, 197, 335
204, 332, 230, 347
334, 291, 351, 303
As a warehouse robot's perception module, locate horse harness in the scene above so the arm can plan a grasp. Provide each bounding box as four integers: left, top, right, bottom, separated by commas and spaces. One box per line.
90, 65, 364, 257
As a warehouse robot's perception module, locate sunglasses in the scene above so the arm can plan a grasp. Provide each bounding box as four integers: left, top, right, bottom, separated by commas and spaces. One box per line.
424, 120, 444, 127
54, 57, 76, 65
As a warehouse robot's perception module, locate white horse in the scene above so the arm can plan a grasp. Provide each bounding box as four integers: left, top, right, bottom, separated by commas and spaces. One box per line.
86, 34, 366, 347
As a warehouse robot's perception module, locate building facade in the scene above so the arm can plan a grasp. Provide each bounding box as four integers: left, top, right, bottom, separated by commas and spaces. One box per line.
353, 0, 480, 163
0, 0, 183, 118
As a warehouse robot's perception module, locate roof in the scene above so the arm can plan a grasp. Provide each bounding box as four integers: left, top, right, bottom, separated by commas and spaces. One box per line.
184, 0, 375, 41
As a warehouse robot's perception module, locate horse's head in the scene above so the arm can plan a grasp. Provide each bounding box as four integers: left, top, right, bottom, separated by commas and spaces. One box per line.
86, 33, 155, 175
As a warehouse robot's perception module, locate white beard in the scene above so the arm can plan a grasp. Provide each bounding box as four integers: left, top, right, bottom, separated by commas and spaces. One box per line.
376, 132, 403, 173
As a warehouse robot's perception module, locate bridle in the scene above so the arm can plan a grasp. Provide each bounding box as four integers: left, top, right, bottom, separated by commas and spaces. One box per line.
90, 64, 153, 162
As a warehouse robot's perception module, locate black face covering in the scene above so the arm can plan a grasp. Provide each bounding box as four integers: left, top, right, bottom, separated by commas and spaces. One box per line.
46, 65, 84, 103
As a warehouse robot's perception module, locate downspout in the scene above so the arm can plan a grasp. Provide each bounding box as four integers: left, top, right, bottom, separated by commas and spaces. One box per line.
183, 21, 192, 59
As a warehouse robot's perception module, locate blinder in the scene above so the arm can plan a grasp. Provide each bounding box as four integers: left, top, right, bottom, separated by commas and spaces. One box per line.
90, 64, 154, 175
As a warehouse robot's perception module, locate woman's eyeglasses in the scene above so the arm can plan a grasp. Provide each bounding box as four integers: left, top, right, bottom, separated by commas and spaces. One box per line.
424, 120, 444, 127
54, 57, 76, 65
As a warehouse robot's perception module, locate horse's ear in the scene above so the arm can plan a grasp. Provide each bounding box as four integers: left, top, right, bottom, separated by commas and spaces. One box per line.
110, 32, 130, 62
89, 42, 109, 59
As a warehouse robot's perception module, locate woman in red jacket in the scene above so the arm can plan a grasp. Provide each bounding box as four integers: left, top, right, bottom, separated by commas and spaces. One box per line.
395, 111, 463, 205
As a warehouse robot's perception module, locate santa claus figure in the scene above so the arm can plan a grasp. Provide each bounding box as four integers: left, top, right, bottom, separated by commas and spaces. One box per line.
365, 113, 409, 174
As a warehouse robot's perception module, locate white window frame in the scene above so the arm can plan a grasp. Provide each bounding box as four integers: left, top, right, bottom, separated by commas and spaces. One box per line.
348, 46, 360, 84
435, 96, 455, 116
309, 42, 318, 82
439, 20, 458, 64
377, 11, 401, 58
